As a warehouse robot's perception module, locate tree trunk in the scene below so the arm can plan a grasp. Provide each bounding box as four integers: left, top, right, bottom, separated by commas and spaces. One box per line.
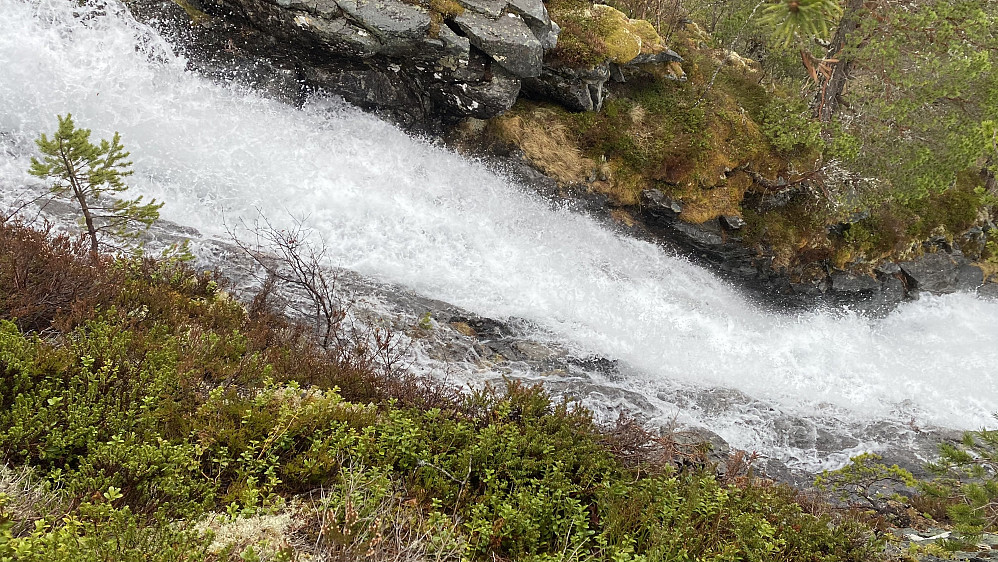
58, 141, 99, 259
817, 0, 865, 122
984, 166, 997, 197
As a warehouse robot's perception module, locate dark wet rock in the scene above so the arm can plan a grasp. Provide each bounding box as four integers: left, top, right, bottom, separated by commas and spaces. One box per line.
719, 214, 745, 230
304, 67, 417, 109
453, 12, 543, 78
875, 261, 902, 278
980, 282, 998, 299
900, 251, 984, 295
957, 263, 985, 289
826, 271, 906, 314
432, 64, 522, 118
830, 271, 881, 295
569, 355, 618, 375
641, 188, 683, 221
522, 63, 611, 112
123, 0, 563, 127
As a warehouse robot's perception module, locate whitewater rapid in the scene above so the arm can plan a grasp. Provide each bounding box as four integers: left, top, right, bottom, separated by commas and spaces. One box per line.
2, 0, 996, 469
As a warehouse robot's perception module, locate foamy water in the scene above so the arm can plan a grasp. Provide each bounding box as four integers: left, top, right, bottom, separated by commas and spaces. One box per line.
2, 0, 996, 469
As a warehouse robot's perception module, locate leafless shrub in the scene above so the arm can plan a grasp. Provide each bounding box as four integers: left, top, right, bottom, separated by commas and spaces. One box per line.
600, 414, 712, 473
719, 449, 761, 486
230, 213, 346, 350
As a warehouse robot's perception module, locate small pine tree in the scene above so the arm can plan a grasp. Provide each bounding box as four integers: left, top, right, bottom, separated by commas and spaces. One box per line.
29, 114, 162, 259
758, 0, 841, 47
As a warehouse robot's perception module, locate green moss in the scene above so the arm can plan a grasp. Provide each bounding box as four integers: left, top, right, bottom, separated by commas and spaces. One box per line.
548, 2, 666, 67
170, 0, 212, 26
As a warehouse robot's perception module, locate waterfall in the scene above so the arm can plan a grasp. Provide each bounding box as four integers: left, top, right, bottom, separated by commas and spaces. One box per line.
2, 0, 996, 470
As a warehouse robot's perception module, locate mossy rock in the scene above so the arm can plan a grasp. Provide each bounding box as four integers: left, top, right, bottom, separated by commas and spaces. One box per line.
549, 2, 666, 66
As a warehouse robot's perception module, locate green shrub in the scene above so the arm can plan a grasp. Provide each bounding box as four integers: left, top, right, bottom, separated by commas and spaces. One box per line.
921, 424, 998, 542
760, 93, 823, 157
0, 223, 887, 562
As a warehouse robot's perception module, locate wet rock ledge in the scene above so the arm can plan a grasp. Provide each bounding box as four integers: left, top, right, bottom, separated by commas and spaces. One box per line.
639, 188, 995, 312
125, 0, 679, 129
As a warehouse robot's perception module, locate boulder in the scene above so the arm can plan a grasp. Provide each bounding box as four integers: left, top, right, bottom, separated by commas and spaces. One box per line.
830, 272, 881, 295
455, 0, 506, 17
432, 65, 522, 118
640, 188, 683, 222
306, 17, 382, 56
302, 67, 414, 108
899, 252, 983, 295
507, 0, 547, 26
332, 0, 431, 53
453, 11, 543, 78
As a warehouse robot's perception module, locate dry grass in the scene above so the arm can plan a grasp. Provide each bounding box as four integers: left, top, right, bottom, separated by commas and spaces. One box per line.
0, 465, 68, 537
294, 466, 467, 562
491, 109, 595, 186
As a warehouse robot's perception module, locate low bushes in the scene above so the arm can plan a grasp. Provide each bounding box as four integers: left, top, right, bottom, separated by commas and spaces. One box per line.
0, 220, 882, 561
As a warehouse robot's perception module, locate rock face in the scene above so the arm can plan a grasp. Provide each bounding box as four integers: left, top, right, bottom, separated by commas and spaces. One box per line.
124, 0, 561, 126
124, 0, 685, 127
899, 251, 984, 295
453, 11, 543, 78
638, 187, 991, 312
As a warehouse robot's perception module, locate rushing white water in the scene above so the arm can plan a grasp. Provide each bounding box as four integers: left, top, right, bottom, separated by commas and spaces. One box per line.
2, 0, 997, 469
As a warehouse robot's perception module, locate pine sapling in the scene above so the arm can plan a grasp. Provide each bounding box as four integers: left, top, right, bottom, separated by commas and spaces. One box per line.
29, 114, 162, 259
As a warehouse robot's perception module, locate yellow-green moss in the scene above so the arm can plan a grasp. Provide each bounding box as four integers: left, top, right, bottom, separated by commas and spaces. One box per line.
548, 1, 666, 66
171, 0, 212, 26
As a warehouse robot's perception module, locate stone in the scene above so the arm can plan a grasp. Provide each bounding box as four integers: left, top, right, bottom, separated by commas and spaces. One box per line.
875, 276, 906, 308
513, 341, 562, 361
830, 272, 881, 295
521, 62, 610, 111
627, 48, 683, 65
641, 188, 683, 222
957, 263, 985, 289
432, 65, 521, 118
900, 252, 981, 294
719, 214, 745, 230
304, 67, 410, 108
980, 282, 998, 300
307, 17, 382, 56
875, 261, 901, 277
453, 11, 543, 78
455, 0, 506, 17
533, 19, 559, 51
608, 62, 626, 82
334, 0, 431, 52
435, 24, 471, 60
506, 0, 546, 26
